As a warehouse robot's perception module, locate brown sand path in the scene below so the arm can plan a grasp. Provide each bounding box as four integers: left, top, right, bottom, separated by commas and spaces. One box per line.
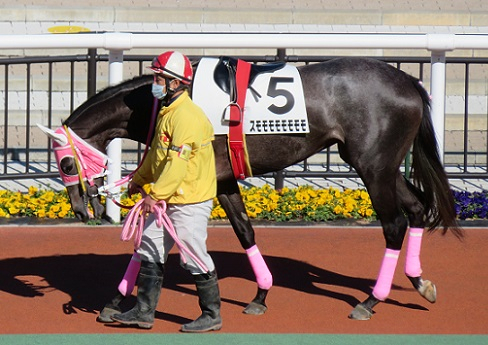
0, 225, 486, 334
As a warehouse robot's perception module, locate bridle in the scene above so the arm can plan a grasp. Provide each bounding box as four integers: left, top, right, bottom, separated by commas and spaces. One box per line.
54, 125, 109, 190
55, 97, 159, 208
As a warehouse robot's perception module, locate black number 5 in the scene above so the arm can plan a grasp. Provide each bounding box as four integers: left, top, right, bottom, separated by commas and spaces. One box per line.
267, 77, 294, 115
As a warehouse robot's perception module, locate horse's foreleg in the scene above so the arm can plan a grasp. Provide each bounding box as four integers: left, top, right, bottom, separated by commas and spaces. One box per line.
217, 179, 272, 315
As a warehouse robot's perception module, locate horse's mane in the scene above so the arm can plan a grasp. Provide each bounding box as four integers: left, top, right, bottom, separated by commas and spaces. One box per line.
64, 74, 153, 125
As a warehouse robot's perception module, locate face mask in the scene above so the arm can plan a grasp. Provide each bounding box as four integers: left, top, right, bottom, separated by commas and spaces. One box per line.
151, 83, 166, 100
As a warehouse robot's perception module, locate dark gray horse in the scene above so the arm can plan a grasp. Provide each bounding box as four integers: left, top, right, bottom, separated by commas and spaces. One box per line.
41, 56, 462, 322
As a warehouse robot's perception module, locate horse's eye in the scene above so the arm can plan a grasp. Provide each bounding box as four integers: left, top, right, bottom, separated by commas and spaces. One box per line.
60, 156, 78, 176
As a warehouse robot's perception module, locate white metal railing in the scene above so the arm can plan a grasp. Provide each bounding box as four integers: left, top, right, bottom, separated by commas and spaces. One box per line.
1, 32, 488, 50
1, 31, 487, 222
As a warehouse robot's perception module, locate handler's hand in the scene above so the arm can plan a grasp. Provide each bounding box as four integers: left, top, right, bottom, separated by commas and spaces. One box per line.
128, 181, 146, 198
142, 195, 158, 214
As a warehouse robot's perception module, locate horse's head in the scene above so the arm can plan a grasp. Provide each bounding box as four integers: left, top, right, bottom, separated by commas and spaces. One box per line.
38, 124, 108, 222
38, 74, 156, 223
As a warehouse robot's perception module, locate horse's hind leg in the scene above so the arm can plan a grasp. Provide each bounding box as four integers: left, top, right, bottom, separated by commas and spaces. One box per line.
398, 176, 437, 303
217, 179, 273, 315
349, 171, 409, 320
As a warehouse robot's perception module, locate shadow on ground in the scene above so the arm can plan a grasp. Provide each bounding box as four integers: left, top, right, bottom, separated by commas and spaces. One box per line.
0, 250, 421, 320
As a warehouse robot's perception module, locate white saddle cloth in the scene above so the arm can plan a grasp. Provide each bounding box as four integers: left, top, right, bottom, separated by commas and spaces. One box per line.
192, 57, 309, 135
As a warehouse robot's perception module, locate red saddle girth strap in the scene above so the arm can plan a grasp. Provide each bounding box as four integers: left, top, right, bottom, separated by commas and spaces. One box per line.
228, 59, 253, 180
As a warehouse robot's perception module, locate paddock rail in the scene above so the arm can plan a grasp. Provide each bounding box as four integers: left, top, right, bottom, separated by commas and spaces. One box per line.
1, 31, 487, 221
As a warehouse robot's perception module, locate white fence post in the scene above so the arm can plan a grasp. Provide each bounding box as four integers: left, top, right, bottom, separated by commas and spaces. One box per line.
430, 51, 447, 164
106, 49, 124, 223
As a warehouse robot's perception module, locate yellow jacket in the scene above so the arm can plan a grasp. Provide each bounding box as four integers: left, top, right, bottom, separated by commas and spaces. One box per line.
132, 91, 217, 204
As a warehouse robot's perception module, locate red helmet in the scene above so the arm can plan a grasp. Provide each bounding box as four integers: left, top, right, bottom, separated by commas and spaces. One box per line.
148, 51, 193, 85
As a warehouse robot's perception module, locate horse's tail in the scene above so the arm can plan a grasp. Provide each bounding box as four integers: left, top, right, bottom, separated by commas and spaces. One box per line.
410, 79, 463, 238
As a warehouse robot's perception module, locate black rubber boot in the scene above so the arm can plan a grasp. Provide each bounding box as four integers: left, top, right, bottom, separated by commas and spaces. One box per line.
181, 270, 222, 333
97, 292, 125, 323
110, 261, 163, 329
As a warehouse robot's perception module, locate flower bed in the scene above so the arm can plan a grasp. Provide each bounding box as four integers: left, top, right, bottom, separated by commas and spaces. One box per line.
0, 185, 486, 222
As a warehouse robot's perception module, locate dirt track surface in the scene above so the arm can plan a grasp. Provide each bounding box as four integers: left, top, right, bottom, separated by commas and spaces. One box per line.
1, 225, 486, 334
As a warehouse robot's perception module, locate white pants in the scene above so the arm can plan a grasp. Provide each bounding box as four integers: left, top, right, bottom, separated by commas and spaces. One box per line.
137, 199, 215, 274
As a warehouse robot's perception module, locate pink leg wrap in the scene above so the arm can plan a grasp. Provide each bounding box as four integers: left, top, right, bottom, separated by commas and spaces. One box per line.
372, 248, 400, 301
405, 227, 424, 277
118, 251, 141, 296
246, 245, 273, 290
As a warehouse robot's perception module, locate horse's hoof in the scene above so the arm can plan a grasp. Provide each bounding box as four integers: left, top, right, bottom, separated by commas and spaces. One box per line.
97, 306, 121, 323
418, 279, 436, 303
348, 304, 373, 320
243, 301, 267, 315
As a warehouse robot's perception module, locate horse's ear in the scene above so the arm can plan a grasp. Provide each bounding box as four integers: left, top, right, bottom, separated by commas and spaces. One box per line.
37, 123, 68, 146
